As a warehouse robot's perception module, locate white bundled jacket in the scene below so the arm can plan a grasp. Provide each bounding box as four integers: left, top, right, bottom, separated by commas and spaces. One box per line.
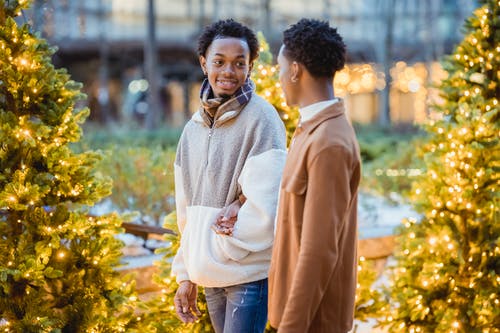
172, 94, 287, 287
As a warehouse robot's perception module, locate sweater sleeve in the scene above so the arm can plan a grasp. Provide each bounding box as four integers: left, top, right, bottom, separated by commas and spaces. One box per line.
171, 161, 190, 283
215, 108, 287, 261
216, 149, 286, 260
278, 146, 353, 332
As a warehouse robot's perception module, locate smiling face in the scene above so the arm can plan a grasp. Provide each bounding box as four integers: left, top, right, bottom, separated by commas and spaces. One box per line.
199, 37, 252, 98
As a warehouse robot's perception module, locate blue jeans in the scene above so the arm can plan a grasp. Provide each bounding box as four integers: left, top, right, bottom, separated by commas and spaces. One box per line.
204, 278, 268, 333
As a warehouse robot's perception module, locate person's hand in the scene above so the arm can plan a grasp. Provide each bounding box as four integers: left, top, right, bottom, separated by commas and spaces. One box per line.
174, 280, 201, 323
212, 198, 243, 236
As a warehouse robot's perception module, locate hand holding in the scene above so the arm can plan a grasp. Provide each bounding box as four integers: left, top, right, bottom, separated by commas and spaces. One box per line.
212, 198, 244, 236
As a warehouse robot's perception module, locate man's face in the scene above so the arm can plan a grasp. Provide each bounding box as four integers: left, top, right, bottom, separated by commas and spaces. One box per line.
200, 37, 252, 98
277, 45, 298, 107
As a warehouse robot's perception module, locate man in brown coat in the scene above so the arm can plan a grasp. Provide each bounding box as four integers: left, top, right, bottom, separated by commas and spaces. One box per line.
269, 18, 361, 333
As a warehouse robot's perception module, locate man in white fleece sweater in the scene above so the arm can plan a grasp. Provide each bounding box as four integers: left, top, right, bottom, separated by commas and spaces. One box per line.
171, 19, 287, 333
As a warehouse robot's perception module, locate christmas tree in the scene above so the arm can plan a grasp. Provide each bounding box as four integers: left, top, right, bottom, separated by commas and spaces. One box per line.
0, 1, 142, 331
252, 33, 299, 145
382, 0, 499, 332
353, 257, 385, 328
140, 211, 214, 332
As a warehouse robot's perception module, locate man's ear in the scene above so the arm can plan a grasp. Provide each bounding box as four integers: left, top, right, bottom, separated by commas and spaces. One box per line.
291, 61, 301, 82
199, 55, 207, 75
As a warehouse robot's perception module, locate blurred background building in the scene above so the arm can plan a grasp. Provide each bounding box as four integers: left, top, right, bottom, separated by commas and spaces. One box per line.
22, 0, 478, 127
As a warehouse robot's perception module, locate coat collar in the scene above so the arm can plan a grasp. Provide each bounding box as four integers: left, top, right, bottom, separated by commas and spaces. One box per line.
294, 99, 345, 136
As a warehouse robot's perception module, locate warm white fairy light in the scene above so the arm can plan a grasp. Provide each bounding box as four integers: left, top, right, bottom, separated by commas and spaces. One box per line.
57, 250, 66, 259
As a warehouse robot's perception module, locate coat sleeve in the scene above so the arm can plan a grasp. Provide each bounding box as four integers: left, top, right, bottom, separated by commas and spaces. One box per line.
278, 145, 353, 332
171, 161, 190, 283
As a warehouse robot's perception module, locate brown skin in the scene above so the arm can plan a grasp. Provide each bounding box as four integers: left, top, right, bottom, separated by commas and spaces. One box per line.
174, 280, 201, 323
212, 198, 243, 236
199, 37, 253, 98
277, 45, 335, 108
174, 36, 252, 323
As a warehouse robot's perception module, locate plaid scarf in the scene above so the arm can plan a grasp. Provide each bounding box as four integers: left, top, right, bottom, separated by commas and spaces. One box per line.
199, 78, 254, 126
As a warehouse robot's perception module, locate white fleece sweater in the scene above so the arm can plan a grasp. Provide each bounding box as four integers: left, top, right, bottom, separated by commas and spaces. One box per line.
172, 94, 287, 288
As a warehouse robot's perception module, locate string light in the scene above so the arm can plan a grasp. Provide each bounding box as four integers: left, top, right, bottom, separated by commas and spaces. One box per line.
57, 250, 66, 260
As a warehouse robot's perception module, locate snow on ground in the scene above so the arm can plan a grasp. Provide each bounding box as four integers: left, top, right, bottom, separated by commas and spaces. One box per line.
357, 191, 416, 239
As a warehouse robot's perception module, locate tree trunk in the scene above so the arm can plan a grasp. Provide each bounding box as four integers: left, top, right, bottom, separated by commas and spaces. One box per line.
212, 0, 219, 21
198, 0, 206, 30
145, 0, 162, 129
98, 0, 111, 124
262, 0, 272, 37
323, 0, 330, 21
378, 0, 395, 126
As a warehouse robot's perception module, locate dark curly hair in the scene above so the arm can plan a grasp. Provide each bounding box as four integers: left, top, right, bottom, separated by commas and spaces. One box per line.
197, 19, 259, 62
283, 18, 346, 78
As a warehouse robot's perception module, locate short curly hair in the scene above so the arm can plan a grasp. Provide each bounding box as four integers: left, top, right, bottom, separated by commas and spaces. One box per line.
197, 19, 259, 62
282, 18, 346, 78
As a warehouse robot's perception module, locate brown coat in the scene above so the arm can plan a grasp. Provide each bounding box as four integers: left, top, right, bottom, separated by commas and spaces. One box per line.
268, 101, 360, 333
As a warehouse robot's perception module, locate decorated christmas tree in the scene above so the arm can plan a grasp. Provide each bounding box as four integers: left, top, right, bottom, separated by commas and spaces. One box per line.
0, 1, 142, 331
382, 0, 499, 332
251, 33, 299, 145
353, 257, 385, 328
140, 211, 213, 332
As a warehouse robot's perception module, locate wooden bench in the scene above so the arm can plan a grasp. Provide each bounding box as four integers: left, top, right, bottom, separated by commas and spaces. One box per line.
121, 222, 176, 245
